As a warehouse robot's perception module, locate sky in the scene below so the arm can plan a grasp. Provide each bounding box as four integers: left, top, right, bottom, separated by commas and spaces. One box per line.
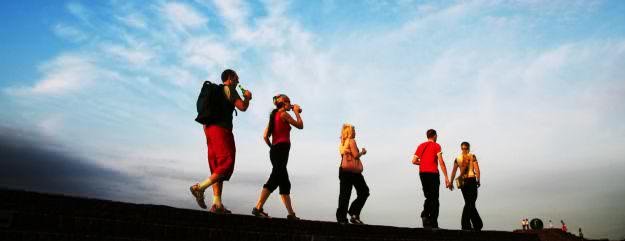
1, 0, 625, 239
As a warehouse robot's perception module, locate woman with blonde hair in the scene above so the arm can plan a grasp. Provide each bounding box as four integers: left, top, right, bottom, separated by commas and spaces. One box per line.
449, 141, 483, 231
336, 123, 369, 224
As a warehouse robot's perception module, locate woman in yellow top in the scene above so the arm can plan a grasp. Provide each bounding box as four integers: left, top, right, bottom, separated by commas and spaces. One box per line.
449, 142, 483, 231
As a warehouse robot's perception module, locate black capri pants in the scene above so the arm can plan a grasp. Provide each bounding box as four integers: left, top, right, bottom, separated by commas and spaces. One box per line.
263, 142, 291, 195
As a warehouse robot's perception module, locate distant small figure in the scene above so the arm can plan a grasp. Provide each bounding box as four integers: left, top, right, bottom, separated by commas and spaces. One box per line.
549, 219, 553, 228
579, 227, 583, 239
561, 220, 567, 232
521, 218, 529, 230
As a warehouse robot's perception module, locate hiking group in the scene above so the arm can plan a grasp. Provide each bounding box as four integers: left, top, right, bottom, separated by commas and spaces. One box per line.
189, 69, 483, 231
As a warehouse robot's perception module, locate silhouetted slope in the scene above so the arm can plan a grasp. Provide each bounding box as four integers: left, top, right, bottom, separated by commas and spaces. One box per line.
515, 228, 597, 241
1, 188, 540, 241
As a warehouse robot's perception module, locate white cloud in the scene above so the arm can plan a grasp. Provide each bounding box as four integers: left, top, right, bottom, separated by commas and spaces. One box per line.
102, 44, 155, 66
182, 36, 236, 69
12, 54, 119, 95
33, 55, 97, 94
212, 0, 255, 42
53, 23, 88, 42
118, 13, 147, 29
161, 2, 208, 31
67, 2, 91, 25
38, 115, 65, 137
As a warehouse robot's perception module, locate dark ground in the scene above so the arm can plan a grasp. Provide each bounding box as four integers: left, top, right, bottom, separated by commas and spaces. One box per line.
0, 188, 581, 241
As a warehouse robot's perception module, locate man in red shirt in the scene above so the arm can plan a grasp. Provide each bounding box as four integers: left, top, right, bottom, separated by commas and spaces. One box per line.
411, 129, 450, 229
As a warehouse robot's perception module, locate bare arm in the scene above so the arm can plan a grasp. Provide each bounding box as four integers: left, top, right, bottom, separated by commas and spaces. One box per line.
473, 155, 481, 183
281, 110, 303, 129
438, 153, 450, 186
411, 155, 420, 165
233, 97, 250, 111
448, 161, 459, 190
450, 160, 458, 182
263, 125, 271, 147
349, 139, 364, 159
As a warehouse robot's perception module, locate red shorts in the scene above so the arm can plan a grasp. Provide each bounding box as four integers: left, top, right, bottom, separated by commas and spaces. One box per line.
204, 125, 236, 181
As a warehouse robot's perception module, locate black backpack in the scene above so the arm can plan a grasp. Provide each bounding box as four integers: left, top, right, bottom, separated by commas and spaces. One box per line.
195, 81, 226, 125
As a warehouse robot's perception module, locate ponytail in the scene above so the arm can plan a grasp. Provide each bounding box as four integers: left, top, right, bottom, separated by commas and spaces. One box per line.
268, 99, 286, 138
268, 109, 279, 138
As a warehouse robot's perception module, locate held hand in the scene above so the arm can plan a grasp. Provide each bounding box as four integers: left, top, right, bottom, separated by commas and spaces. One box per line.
243, 90, 252, 100
292, 104, 301, 113
412, 159, 420, 165
447, 183, 454, 191
361, 148, 367, 155
444, 179, 450, 188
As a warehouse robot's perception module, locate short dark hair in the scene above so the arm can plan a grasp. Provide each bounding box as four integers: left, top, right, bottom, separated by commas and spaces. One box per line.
221, 69, 237, 82
461, 142, 470, 148
426, 129, 437, 139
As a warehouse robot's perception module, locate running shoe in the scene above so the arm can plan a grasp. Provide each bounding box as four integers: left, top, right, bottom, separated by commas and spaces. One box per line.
209, 204, 232, 214
189, 184, 207, 209
350, 215, 365, 225
422, 216, 432, 229
337, 219, 349, 225
252, 207, 270, 218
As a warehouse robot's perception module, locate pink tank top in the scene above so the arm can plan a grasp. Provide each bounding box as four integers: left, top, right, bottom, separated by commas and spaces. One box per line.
272, 111, 291, 145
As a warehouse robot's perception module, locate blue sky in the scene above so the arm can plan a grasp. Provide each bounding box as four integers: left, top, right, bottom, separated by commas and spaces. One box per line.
1, 0, 625, 239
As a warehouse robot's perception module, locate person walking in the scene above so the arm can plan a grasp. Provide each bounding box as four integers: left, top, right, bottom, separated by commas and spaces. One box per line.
579, 227, 583, 239
336, 124, 370, 224
449, 142, 483, 231
411, 129, 450, 229
252, 94, 303, 220
190, 69, 252, 213
561, 220, 568, 232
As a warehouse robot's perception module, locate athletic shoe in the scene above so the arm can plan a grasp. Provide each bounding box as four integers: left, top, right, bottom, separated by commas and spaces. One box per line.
349, 215, 365, 225
252, 207, 270, 218
189, 184, 207, 209
222, 206, 232, 214
209, 204, 232, 214
287, 214, 300, 220
422, 217, 432, 229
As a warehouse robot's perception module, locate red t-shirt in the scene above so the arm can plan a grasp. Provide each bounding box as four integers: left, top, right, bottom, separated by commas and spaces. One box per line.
414, 141, 442, 173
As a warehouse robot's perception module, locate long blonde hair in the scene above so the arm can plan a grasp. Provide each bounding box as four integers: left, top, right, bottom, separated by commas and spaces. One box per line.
340, 124, 355, 155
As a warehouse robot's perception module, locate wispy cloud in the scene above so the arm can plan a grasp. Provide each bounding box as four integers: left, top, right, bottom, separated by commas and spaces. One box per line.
161, 2, 208, 31
53, 23, 88, 42
8, 53, 119, 95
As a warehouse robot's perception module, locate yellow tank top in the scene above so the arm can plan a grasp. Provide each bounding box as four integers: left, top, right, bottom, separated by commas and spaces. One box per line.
456, 153, 476, 178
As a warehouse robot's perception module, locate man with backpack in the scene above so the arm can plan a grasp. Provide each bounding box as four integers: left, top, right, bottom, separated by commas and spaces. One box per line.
411, 129, 450, 229
190, 69, 252, 214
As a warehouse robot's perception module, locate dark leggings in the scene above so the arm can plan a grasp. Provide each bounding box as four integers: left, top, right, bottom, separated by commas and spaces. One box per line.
420, 172, 440, 227
461, 177, 483, 230
263, 142, 291, 195
336, 168, 370, 221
